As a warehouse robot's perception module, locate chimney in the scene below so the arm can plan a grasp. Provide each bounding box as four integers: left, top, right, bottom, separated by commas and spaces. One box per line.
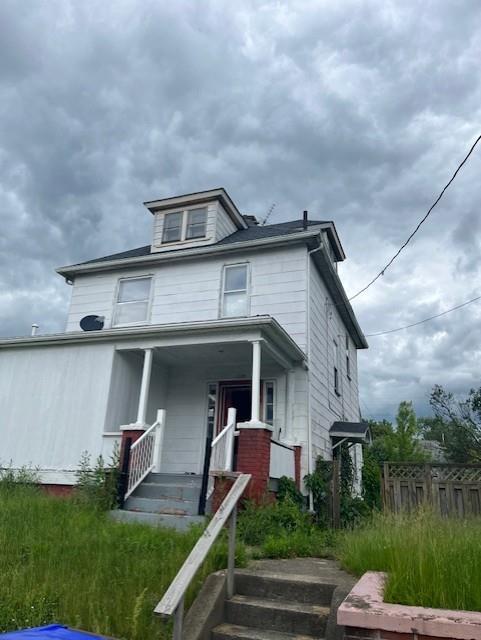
31, 324, 39, 337
243, 215, 259, 227
303, 210, 308, 230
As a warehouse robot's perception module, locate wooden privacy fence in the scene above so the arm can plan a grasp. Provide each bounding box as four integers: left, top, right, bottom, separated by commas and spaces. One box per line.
383, 462, 481, 517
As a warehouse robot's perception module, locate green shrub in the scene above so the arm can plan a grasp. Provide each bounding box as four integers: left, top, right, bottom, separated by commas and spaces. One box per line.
277, 476, 305, 509
75, 447, 120, 511
238, 498, 313, 547
304, 457, 332, 527
0, 465, 40, 489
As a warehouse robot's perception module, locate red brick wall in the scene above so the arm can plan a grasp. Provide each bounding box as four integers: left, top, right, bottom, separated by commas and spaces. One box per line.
120, 428, 145, 469
40, 484, 75, 498
235, 427, 272, 502
211, 475, 236, 513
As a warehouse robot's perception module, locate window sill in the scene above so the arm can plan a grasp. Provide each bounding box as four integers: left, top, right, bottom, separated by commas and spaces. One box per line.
157, 236, 211, 248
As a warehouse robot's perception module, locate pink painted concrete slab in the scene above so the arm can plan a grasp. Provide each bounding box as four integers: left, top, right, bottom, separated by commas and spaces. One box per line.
338, 571, 481, 640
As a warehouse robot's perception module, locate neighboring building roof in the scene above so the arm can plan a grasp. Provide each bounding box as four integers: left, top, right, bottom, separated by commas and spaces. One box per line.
72, 219, 330, 267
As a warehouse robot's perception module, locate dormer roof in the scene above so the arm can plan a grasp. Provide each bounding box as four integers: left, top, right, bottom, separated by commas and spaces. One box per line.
144, 187, 248, 230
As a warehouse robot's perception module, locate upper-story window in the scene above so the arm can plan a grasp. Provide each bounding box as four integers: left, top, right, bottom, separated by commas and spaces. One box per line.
333, 338, 341, 396
162, 208, 207, 244
113, 276, 152, 326
221, 263, 249, 317
345, 335, 351, 380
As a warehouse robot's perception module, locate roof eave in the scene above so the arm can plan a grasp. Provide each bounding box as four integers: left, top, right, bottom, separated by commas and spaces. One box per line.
310, 239, 368, 349
56, 229, 323, 280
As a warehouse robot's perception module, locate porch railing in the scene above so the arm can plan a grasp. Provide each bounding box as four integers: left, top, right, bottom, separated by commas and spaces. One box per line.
155, 473, 251, 639
125, 409, 166, 499
211, 407, 237, 473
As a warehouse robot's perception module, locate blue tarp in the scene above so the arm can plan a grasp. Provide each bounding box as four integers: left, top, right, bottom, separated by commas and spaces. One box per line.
1, 625, 106, 638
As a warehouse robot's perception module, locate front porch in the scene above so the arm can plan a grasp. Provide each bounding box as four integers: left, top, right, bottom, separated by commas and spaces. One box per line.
106, 319, 307, 524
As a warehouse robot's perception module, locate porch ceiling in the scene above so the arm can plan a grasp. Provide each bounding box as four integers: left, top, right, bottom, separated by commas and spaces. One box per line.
151, 342, 281, 368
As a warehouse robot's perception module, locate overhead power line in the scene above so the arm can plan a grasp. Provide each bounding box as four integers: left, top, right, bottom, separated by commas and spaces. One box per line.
349, 134, 481, 302
365, 293, 481, 337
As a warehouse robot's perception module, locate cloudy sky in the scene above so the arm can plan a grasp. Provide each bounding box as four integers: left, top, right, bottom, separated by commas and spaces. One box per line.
1, 0, 480, 421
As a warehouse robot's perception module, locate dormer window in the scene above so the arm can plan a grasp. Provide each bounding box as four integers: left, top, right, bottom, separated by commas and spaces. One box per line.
162, 208, 207, 244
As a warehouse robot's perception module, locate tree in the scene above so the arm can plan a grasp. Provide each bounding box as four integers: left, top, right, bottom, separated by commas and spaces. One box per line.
428, 385, 481, 463
367, 402, 427, 464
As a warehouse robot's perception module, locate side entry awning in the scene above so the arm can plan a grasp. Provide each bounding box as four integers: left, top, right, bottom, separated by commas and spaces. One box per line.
330, 421, 371, 450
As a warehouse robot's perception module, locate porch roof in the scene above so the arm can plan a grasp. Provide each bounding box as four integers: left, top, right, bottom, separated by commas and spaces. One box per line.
0, 316, 306, 367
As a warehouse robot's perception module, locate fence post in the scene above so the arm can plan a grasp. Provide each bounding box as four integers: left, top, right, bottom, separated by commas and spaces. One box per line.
331, 458, 340, 528
424, 463, 433, 507
382, 462, 389, 511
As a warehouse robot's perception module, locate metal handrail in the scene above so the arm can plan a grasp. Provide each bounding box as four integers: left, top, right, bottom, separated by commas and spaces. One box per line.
154, 473, 251, 639
125, 409, 165, 499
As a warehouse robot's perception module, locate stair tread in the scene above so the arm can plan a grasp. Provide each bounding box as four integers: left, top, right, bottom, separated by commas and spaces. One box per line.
235, 569, 338, 586
228, 594, 330, 615
212, 623, 320, 640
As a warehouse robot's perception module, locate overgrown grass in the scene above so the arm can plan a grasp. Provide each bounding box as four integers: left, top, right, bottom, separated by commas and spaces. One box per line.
0, 485, 245, 639
338, 510, 481, 612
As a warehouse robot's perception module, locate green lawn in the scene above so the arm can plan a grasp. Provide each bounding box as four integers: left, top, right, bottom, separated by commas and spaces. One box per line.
338, 510, 481, 612
0, 485, 242, 639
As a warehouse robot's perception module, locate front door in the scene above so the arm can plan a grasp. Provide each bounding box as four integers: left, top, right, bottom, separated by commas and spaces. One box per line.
218, 381, 252, 429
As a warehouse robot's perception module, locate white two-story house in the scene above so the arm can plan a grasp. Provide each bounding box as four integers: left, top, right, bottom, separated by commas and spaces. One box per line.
0, 188, 368, 527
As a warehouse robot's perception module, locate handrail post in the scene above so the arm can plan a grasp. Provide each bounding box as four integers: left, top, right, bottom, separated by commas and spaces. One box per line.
227, 505, 237, 598
225, 407, 237, 471
172, 597, 184, 640
153, 409, 166, 473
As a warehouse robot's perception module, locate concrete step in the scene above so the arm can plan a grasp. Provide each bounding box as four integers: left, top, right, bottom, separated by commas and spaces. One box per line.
110, 509, 204, 532
212, 623, 318, 640
225, 595, 329, 636
146, 472, 202, 487
235, 570, 336, 606
124, 495, 199, 516
133, 481, 201, 501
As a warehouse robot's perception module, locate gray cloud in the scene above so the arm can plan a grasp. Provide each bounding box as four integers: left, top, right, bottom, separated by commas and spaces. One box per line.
1, 0, 481, 420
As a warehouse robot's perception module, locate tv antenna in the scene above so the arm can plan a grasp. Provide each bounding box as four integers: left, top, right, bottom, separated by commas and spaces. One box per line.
261, 202, 276, 226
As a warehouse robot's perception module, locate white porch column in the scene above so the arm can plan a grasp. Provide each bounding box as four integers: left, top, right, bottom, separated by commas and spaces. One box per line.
135, 347, 154, 426
250, 340, 261, 423
283, 368, 296, 442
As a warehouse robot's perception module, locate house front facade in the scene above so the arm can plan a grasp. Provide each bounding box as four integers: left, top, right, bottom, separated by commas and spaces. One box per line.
0, 188, 367, 521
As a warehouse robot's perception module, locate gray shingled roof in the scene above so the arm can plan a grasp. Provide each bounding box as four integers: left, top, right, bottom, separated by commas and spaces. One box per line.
75, 219, 328, 266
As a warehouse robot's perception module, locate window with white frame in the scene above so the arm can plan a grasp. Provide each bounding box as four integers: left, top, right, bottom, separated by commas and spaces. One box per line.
221, 263, 249, 317
162, 208, 207, 244
263, 381, 275, 426
113, 277, 152, 326
333, 339, 341, 396
345, 334, 351, 380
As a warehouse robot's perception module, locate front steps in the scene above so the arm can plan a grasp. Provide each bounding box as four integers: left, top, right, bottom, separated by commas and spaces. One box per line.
209, 561, 353, 640
111, 472, 205, 531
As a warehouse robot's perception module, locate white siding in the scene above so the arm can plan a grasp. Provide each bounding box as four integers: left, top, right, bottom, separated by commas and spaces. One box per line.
215, 202, 238, 241
308, 261, 361, 465
0, 343, 114, 471
66, 245, 308, 350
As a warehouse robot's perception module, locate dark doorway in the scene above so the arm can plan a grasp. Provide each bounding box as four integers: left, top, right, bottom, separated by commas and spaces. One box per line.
218, 381, 252, 429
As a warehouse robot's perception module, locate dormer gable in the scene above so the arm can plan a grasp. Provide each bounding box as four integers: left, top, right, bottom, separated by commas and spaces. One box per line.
145, 188, 248, 253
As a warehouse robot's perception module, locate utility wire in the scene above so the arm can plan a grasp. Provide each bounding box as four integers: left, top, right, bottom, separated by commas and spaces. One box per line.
349, 134, 481, 302
365, 293, 481, 337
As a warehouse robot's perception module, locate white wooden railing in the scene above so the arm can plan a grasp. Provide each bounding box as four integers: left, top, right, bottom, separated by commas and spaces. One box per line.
211, 407, 237, 473
269, 439, 296, 480
155, 473, 251, 639
125, 409, 166, 499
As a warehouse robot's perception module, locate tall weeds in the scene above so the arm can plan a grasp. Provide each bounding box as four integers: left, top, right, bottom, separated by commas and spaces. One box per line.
339, 510, 481, 611
0, 485, 243, 638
